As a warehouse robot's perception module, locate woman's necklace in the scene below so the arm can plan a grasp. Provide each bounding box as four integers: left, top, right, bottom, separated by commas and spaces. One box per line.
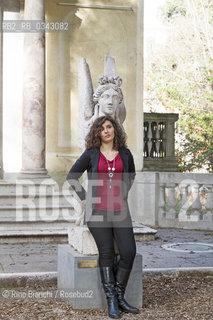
104, 155, 116, 189
106, 157, 115, 177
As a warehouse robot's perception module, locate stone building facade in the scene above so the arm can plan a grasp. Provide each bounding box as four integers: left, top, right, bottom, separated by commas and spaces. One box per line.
0, 0, 144, 180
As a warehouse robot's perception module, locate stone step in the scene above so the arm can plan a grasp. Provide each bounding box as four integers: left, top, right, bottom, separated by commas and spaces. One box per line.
0, 228, 69, 235
0, 225, 73, 244
0, 219, 75, 231
0, 182, 157, 243
0, 193, 74, 205
0, 221, 157, 243
0, 180, 57, 187
0, 181, 71, 195
0, 205, 76, 221
0, 182, 76, 243
132, 223, 157, 241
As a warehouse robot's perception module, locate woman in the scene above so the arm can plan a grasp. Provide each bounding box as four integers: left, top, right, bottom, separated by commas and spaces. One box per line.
67, 116, 139, 318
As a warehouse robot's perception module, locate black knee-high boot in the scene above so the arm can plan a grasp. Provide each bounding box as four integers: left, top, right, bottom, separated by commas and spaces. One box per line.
99, 266, 121, 319
115, 267, 139, 314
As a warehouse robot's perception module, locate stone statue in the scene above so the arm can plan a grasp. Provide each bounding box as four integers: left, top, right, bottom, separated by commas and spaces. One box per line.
78, 55, 126, 150
68, 56, 127, 253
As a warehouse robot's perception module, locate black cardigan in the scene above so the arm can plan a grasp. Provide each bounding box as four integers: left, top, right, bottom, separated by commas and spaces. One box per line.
66, 147, 136, 223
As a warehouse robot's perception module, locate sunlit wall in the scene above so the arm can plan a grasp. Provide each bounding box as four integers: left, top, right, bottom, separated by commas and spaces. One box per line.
3, 11, 23, 172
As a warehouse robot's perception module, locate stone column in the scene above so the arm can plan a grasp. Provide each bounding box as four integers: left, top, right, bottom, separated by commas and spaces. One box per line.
0, 1, 3, 179
166, 119, 175, 157
135, 0, 144, 170
19, 0, 49, 179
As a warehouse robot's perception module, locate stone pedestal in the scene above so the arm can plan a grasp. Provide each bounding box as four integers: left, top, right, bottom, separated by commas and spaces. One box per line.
68, 226, 120, 255
57, 244, 143, 310
68, 226, 99, 255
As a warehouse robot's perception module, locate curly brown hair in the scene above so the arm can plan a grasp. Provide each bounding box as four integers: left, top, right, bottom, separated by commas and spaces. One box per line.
85, 116, 127, 150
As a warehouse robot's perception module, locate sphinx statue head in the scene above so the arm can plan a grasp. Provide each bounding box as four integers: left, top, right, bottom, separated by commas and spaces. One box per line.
93, 75, 123, 120
78, 56, 126, 150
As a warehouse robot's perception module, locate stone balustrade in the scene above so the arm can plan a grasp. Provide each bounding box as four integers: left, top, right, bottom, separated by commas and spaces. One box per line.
159, 175, 213, 229
143, 113, 179, 172
129, 172, 213, 230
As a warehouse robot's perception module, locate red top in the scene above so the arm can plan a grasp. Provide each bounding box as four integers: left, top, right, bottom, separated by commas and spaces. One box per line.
94, 152, 126, 211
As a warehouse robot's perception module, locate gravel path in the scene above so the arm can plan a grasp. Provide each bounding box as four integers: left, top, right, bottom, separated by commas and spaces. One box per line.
0, 273, 212, 320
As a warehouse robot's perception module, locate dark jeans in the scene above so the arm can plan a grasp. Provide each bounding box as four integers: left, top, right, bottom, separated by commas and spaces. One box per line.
87, 209, 136, 270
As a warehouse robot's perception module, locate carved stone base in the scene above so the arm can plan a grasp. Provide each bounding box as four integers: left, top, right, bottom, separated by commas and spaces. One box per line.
143, 157, 179, 172
68, 226, 119, 255
68, 226, 98, 255
17, 169, 50, 180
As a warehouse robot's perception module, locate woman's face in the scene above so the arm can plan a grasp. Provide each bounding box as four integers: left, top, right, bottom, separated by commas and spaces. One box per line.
99, 120, 115, 144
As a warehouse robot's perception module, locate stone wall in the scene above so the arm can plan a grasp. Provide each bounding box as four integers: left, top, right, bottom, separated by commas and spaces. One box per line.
45, 0, 144, 172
